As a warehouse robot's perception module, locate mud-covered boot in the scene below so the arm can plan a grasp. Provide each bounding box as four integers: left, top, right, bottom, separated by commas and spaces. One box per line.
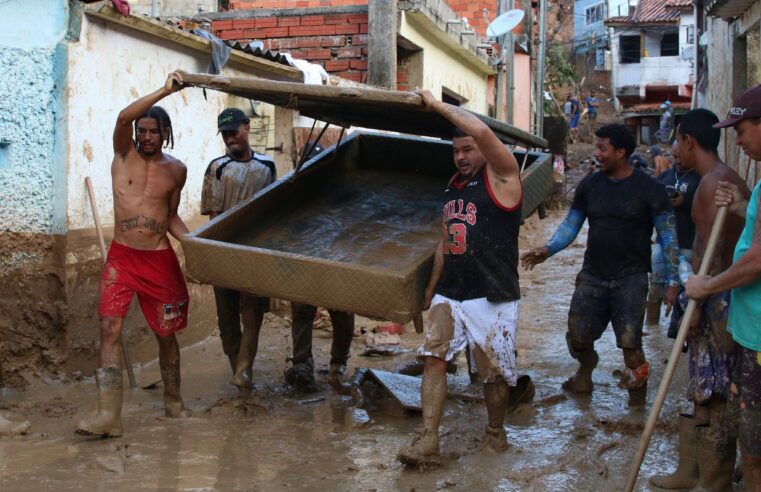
562, 336, 598, 394
0, 413, 30, 437
284, 358, 317, 393
162, 363, 191, 418
397, 427, 441, 467
480, 424, 509, 452
649, 414, 699, 489
75, 367, 123, 437
693, 426, 736, 492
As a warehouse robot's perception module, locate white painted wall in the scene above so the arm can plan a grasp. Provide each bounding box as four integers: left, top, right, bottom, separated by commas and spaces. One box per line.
399, 12, 489, 114
66, 14, 274, 230
128, 0, 217, 17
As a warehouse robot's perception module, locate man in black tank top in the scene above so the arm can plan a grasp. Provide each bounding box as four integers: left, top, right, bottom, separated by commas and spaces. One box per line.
397, 91, 523, 467
522, 124, 680, 407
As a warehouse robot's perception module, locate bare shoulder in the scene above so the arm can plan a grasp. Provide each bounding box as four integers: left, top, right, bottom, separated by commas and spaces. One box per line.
163, 153, 187, 174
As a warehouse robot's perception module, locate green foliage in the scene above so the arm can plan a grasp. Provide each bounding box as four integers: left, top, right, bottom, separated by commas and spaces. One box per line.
543, 45, 580, 116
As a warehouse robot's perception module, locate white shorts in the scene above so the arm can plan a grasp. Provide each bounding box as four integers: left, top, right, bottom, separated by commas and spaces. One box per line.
418, 294, 520, 385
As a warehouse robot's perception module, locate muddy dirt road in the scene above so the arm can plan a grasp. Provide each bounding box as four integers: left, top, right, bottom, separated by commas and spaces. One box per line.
0, 208, 689, 491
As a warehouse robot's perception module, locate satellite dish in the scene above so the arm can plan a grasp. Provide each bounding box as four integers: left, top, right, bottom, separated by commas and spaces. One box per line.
486, 9, 524, 37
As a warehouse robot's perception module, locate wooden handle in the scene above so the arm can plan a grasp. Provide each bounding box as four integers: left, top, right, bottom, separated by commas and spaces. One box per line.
85, 177, 137, 390
625, 206, 728, 491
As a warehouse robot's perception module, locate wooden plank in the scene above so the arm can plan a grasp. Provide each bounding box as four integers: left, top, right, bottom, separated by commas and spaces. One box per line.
178, 72, 548, 148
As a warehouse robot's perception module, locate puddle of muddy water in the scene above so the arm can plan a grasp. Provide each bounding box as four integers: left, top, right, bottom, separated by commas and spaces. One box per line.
1, 210, 693, 491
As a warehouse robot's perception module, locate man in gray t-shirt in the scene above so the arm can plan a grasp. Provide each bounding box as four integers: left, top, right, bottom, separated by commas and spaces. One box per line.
201, 108, 275, 395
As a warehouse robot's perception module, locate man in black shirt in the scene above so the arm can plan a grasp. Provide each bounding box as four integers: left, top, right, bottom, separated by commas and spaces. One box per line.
647, 140, 700, 329
522, 124, 680, 406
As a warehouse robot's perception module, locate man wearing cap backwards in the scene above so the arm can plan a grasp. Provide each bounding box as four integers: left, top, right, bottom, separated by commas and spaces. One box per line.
687, 85, 761, 491
201, 108, 276, 396
397, 91, 523, 467
76, 72, 191, 438
651, 108, 749, 491
522, 124, 680, 407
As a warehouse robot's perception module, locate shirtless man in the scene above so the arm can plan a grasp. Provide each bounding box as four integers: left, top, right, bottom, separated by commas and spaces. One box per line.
650, 109, 749, 490
76, 72, 191, 438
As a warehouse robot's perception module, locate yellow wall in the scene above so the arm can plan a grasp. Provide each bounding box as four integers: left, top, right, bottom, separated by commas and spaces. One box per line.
399, 12, 490, 114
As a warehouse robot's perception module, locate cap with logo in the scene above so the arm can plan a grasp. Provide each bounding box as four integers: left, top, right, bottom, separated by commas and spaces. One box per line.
217, 108, 250, 133
714, 84, 761, 129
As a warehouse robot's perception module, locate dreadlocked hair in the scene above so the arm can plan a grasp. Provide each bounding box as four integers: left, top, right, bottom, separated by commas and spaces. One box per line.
134, 105, 174, 149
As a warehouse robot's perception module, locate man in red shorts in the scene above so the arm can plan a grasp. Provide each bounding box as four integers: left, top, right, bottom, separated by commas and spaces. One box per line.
76, 71, 191, 438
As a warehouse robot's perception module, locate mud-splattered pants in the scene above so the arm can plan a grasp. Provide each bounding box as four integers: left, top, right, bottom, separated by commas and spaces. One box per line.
729, 345, 761, 455
418, 294, 519, 386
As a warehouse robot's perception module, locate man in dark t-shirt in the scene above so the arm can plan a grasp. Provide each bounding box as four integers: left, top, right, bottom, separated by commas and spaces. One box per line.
647, 140, 700, 328
522, 124, 680, 406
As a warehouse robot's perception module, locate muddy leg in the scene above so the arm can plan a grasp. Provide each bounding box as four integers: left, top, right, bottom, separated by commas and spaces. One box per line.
648, 412, 699, 489
327, 310, 353, 387
694, 396, 736, 491
646, 282, 664, 330
76, 317, 125, 437
157, 333, 190, 418
397, 356, 445, 466
286, 303, 317, 391
232, 295, 264, 396
562, 333, 598, 393
621, 348, 648, 407
214, 287, 241, 375
473, 345, 510, 451
742, 454, 761, 492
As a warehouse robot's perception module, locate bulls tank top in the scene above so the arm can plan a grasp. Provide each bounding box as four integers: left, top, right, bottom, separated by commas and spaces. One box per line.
435, 166, 522, 302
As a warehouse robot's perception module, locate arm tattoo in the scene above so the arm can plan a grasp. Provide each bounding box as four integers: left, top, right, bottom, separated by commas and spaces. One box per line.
438, 104, 484, 129
547, 208, 586, 256
654, 211, 679, 283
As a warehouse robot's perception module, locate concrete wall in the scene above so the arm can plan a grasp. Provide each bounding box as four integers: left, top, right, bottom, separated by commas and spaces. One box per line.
128, 0, 217, 17
399, 11, 489, 113
0, 0, 70, 385
513, 53, 531, 133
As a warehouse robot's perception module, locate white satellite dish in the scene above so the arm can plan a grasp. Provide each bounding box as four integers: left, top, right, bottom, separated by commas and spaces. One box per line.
486, 9, 524, 38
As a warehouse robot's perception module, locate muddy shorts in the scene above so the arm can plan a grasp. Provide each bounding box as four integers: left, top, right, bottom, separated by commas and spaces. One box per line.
687, 290, 735, 404
418, 294, 519, 386
728, 344, 761, 455
99, 241, 189, 337
568, 271, 648, 349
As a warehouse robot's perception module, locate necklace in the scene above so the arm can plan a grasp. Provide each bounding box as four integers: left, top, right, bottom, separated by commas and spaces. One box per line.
674, 168, 694, 192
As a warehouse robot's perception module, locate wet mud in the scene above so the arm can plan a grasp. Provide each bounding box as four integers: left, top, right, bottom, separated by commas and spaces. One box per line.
236, 170, 443, 269
1, 208, 691, 491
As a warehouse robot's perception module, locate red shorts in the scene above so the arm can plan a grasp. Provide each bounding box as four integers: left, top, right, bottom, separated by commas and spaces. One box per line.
98, 240, 189, 337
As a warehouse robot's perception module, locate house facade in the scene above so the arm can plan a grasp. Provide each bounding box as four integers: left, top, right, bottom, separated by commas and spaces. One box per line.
606, 0, 695, 143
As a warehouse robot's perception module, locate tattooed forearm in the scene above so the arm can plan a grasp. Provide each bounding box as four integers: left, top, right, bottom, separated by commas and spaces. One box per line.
119, 215, 165, 234
437, 103, 485, 130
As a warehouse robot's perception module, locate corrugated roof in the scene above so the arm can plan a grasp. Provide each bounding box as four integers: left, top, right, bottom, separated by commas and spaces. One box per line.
225, 40, 292, 66
606, 0, 680, 26
621, 102, 691, 115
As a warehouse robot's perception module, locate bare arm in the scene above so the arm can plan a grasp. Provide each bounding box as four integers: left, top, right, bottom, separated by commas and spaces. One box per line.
418, 91, 520, 179
716, 180, 748, 219
113, 71, 185, 157
167, 163, 189, 240
687, 198, 761, 298
424, 240, 445, 309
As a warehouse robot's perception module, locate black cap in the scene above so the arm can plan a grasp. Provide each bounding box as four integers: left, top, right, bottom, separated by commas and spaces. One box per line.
217, 108, 249, 133
714, 85, 761, 129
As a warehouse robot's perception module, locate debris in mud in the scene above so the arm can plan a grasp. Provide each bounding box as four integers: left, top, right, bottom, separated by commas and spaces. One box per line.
345, 407, 371, 428
297, 396, 326, 406
534, 393, 568, 407
436, 479, 457, 489
95, 455, 125, 474
207, 396, 271, 417
590, 440, 618, 478
360, 346, 412, 357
